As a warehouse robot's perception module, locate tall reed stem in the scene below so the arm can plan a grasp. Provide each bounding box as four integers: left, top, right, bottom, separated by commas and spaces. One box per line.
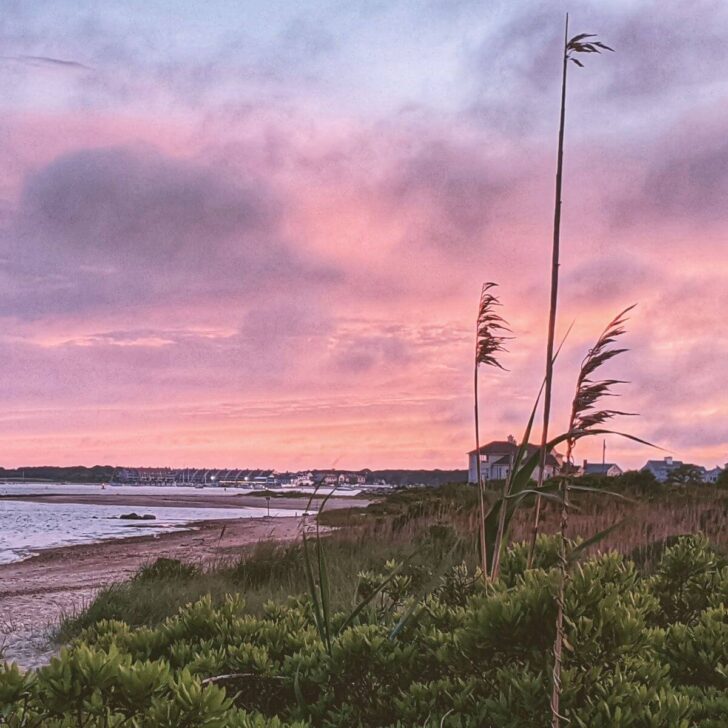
473, 283, 510, 581
550, 304, 631, 728
490, 449, 514, 580
550, 474, 569, 727
474, 357, 488, 581
528, 14, 570, 569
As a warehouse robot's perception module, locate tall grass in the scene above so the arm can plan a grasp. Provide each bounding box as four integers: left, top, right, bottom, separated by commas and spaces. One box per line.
473, 282, 509, 580
529, 18, 614, 569
551, 306, 633, 727
57, 482, 728, 643
57, 487, 477, 640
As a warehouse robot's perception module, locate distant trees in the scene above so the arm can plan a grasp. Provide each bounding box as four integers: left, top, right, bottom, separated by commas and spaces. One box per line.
0, 465, 115, 482
666, 464, 705, 487
617, 469, 658, 492
715, 468, 728, 489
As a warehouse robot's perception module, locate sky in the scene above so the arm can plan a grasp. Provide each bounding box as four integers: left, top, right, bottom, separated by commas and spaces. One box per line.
1, 0, 726, 471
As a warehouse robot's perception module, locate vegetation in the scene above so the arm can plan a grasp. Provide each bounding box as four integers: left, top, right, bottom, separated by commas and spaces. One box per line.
54, 479, 728, 640
667, 465, 707, 487
550, 305, 636, 722
361, 470, 468, 487
2, 531, 727, 726
0, 466, 116, 483
529, 23, 614, 571
473, 282, 510, 578
4, 484, 721, 726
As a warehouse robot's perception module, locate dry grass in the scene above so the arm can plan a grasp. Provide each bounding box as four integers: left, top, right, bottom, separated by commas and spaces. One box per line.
58, 483, 728, 640
323, 482, 728, 572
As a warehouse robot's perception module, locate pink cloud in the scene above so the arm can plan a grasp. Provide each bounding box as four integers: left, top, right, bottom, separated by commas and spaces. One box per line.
0, 84, 726, 471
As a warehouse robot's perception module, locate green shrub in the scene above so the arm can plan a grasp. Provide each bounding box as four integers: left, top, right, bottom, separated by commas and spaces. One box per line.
230, 542, 304, 589
135, 557, 201, 582
4, 535, 727, 726
649, 535, 727, 625
661, 605, 728, 690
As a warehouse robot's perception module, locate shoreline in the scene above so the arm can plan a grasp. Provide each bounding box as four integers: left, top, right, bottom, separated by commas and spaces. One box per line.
0, 492, 366, 510
0, 515, 301, 668
0, 491, 368, 565
0, 494, 365, 668
10, 514, 300, 569
0, 512, 305, 579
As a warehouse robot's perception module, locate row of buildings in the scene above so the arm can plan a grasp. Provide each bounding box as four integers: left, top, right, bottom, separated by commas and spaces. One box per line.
111, 468, 374, 488
467, 440, 726, 485
640, 456, 726, 484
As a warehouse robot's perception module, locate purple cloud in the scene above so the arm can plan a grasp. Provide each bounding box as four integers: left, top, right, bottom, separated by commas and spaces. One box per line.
2, 145, 339, 319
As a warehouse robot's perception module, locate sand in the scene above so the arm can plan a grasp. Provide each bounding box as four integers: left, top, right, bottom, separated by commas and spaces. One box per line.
0, 491, 358, 511
0, 493, 366, 668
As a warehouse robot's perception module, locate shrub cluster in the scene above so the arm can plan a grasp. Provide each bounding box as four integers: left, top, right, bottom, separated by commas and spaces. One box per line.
2, 535, 726, 726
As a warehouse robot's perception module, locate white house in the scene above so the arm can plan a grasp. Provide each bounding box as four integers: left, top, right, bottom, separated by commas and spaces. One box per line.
468, 439, 562, 484
641, 456, 722, 484
580, 460, 623, 478
704, 466, 726, 484
641, 456, 684, 482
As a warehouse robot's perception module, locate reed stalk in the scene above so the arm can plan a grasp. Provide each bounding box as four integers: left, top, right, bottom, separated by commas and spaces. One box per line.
488, 448, 514, 579
551, 305, 632, 728
474, 282, 510, 580
528, 17, 614, 569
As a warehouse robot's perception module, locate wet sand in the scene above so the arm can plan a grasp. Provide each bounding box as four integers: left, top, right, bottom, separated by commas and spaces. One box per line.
0, 494, 366, 668
0, 491, 360, 511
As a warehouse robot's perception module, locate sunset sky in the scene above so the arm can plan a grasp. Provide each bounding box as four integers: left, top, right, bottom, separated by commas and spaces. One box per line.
1, 0, 726, 471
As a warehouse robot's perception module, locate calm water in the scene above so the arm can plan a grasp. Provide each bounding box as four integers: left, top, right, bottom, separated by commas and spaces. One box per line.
0, 483, 309, 564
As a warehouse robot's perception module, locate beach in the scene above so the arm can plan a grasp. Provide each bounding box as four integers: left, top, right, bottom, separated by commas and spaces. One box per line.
0, 489, 366, 668
1, 491, 346, 511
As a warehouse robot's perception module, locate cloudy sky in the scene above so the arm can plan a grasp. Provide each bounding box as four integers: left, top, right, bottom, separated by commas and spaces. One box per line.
1, 0, 726, 470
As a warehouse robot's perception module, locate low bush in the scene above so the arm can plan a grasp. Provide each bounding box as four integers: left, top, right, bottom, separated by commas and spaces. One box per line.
135, 558, 201, 583
3, 535, 726, 726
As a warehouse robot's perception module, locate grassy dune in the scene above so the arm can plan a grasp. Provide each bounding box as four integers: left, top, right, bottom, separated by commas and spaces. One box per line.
57, 479, 728, 638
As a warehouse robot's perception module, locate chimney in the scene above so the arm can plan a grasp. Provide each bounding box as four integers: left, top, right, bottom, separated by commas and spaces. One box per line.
665, 456, 673, 466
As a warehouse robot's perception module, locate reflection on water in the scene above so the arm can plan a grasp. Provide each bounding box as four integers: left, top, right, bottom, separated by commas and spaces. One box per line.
0, 483, 303, 564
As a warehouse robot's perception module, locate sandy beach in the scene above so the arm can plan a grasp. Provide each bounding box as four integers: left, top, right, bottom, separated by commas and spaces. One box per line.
0, 492, 366, 668
0, 491, 356, 511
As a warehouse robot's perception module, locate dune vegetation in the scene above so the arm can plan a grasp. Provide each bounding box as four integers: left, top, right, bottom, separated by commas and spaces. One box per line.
2, 481, 728, 727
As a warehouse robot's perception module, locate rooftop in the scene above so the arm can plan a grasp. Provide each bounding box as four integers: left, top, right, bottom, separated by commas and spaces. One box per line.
468, 440, 561, 467
583, 462, 619, 475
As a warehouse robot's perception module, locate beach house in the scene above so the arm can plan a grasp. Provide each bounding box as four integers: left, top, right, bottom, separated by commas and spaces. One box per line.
580, 460, 623, 477
468, 438, 562, 484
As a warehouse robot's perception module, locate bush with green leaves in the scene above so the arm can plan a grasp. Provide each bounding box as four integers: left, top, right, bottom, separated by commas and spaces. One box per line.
1, 535, 726, 726
649, 534, 728, 625
134, 558, 201, 583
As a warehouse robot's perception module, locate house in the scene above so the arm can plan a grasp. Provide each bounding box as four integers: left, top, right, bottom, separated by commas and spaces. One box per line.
641, 456, 710, 484
468, 438, 562, 484
580, 460, 623, 478
703, 465, 726, 484
641, 456, 683, 482
336, 472, 367, 486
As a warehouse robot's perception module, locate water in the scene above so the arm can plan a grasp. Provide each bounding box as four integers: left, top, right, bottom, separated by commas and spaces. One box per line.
0, 482, 355, 498
0, 483, 308, 564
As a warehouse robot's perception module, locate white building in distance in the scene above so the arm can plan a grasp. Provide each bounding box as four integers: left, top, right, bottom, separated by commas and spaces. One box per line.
468, 439, 562, 484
